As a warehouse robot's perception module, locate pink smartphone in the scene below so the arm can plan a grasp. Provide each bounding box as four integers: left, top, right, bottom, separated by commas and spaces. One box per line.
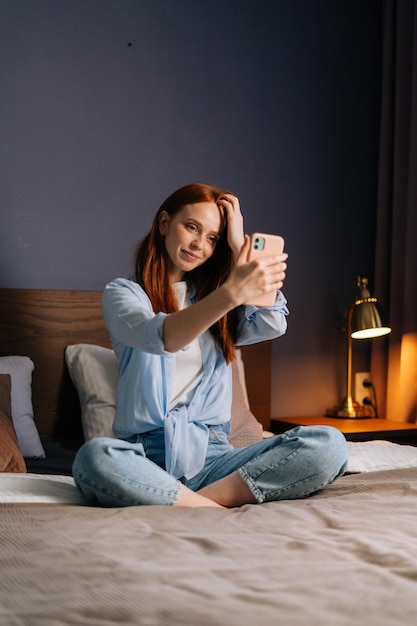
247, 233, 285, 307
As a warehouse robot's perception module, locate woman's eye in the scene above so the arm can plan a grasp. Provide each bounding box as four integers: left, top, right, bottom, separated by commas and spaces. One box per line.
186, 223, 198, 232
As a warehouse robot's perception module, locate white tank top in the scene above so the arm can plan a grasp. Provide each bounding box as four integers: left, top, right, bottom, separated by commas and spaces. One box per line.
169, 282, 203, 409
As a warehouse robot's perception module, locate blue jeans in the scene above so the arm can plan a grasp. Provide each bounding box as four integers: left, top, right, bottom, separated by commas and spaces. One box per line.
72, 425, 348, 507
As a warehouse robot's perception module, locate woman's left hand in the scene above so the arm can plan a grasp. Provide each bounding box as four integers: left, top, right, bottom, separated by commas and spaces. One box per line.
220, 193, 245, 256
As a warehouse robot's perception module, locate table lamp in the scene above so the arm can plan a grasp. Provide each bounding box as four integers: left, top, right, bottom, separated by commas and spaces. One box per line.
326, 276, 391, 418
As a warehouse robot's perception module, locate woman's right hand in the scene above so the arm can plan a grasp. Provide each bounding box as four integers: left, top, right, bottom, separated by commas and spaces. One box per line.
219, 193, 245, 256
163, 236, 288, 352
226, 236, 288, 306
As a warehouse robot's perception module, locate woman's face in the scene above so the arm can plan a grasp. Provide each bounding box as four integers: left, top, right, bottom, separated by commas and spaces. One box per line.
159, 202, 223, 282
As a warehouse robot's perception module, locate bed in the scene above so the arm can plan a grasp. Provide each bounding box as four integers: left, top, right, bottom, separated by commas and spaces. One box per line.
1, 288, 417, 625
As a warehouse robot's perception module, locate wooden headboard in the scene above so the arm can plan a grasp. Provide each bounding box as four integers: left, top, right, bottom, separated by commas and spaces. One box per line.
0, 288, 272, 438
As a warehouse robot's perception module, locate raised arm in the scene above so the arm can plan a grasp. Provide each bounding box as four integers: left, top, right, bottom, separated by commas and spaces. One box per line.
162, 237, 288, 352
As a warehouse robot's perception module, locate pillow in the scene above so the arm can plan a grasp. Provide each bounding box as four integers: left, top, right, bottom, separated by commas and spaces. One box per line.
229, 355, 263, 447
65, 343, 263, 447
65, 344, 118, 440
234, 348, 250, 409
0, 374, 27, 472
0, 356, 45, 459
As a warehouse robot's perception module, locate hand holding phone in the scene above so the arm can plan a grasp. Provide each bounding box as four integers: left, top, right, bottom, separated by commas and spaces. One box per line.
247, 233, 285, 306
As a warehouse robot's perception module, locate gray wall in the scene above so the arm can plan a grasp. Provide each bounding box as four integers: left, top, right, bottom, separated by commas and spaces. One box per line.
0, 0, 382, 417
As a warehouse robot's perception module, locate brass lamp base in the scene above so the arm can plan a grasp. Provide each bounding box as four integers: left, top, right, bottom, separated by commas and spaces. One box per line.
326, 396, 373, 419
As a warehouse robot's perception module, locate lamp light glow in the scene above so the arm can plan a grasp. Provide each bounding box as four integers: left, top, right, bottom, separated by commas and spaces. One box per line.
326, 276, 392, 419
351, 327, 391, 339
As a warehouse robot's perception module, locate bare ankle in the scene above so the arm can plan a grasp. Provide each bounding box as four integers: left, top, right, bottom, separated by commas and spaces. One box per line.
197, 472, 257, 507
174, 485, 225, 508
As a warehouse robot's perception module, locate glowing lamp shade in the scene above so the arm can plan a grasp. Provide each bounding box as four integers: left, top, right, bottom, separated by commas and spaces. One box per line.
326, 277, 392, 419
351, 298, 391, 339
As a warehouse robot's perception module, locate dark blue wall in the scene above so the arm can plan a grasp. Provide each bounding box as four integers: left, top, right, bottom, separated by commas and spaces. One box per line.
0, 0, 382, 416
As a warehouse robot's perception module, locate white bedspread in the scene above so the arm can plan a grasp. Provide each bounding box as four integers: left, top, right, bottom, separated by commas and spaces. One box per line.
346, 440, 417, 472
0, 473, 85, 504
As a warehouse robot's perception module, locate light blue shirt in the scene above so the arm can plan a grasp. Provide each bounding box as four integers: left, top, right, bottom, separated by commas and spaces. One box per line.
102, 278, 289, 479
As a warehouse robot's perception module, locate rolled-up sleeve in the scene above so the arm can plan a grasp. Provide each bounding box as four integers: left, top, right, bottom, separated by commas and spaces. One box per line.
236, 290, 289, 346
102, 278, 173, 355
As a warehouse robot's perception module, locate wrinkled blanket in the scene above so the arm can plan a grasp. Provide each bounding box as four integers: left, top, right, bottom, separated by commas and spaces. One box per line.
1, 468, 417, 625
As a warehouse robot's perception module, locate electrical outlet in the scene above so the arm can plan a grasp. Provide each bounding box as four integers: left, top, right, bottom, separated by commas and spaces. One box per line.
355, 372, 371, 405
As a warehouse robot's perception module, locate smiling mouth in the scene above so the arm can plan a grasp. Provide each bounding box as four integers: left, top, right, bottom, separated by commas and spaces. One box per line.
182, 249, 200, 261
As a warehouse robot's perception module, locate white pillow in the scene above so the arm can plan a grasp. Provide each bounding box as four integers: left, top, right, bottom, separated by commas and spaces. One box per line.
65, 343, 263, 447
0, 356, 45, 459
65, 344, 118, 440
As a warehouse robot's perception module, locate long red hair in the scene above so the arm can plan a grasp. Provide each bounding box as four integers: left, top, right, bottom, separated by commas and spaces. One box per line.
134, 183, 237, 363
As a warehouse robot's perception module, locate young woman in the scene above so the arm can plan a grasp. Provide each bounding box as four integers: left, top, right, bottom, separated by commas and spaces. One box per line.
73, 183, 348, 508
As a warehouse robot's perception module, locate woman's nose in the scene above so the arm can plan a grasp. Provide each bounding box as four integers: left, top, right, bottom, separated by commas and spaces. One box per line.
190, 234, 203, 249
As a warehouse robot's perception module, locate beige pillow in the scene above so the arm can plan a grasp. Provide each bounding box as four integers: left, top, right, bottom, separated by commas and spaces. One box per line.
65, 343, 263, 447
65, 344, 118, 440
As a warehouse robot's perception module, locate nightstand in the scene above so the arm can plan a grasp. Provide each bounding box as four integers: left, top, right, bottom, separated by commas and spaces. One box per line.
270, 416, 417, 446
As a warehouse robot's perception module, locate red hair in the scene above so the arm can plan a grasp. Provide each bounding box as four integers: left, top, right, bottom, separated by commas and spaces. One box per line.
134, 183, 237, 362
